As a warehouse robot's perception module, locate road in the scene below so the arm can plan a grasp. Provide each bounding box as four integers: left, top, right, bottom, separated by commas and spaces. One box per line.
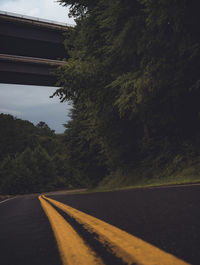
0, 185, 200, 265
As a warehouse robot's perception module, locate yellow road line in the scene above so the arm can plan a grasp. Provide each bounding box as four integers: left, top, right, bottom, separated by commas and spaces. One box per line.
43, 195, 190, 265
38, 195, 103, 265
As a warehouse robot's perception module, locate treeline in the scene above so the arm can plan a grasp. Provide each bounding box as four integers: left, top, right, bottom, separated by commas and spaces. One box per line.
52, 0, 200, 185
0, 114, 73, 194
1, 1, 200, 194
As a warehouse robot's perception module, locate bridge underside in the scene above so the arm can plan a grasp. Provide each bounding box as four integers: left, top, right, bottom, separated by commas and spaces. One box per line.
0, 54, 64, 86
0, 11, 69, 86
0, 72, 56, 87
0, 35, 66, 60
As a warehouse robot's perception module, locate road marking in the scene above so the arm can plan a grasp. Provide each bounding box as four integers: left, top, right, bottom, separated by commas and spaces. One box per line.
0, 197, 16, 204
43, 195, 190, 265
38, 195, 103, 265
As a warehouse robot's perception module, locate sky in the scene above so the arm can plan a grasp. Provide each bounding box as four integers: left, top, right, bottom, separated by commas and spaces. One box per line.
0, 0, 74, 24
0, 84, 72, 133
0, 0, 75, 133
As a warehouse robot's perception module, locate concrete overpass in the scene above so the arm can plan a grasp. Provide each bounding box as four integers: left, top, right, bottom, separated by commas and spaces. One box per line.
0, 11, 71, 86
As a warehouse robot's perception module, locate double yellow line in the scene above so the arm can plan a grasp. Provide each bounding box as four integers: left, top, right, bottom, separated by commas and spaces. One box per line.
39, 195, 190, 265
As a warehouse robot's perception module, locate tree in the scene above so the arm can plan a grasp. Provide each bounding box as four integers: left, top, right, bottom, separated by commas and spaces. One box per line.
0, 114, 69, 194
36, 121, 55, 135
55, 0, 200, 181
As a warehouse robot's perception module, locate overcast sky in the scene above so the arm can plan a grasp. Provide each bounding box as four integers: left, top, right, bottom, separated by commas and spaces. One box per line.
0, 0, 74, 24
0, 0, 74, 133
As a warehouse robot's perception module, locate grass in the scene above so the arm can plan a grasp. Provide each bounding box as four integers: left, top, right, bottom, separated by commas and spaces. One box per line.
90, 155, 200, 193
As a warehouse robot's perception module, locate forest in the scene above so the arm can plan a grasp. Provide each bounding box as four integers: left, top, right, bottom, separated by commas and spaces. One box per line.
0, 114, 75, 194
1, 0, 200, 194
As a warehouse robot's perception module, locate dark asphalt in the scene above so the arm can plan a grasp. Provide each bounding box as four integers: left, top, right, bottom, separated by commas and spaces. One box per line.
0, 195, 62, 265
0, 185, 199, 265
50, 185, 200, 265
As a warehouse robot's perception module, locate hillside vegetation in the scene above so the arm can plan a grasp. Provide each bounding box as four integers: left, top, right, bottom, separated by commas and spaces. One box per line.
0, 114, 74, 194
54, 0, 200, 189
1, 0, 200, 194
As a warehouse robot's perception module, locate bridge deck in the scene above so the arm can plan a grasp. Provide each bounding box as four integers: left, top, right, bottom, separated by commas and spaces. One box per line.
0, 10, 69, 86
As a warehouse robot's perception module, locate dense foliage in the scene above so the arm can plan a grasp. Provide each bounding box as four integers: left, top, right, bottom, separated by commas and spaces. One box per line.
0, 114, 72, 194
54, 0, 200, 184
1, 1, 200, 194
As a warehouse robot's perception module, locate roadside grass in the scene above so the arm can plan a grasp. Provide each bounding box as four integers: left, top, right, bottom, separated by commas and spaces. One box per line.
93, 174, 200, 193
2, 155, 200, 197
90, 156, 200, 193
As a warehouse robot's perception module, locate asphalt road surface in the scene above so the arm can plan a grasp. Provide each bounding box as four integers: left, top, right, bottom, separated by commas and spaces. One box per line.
0, 184, 200, 265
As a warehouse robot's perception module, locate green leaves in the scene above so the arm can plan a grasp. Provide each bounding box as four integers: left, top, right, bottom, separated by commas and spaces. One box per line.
109, 73, 138, 117
53, 0, 200, 186
0, 114, 73, 194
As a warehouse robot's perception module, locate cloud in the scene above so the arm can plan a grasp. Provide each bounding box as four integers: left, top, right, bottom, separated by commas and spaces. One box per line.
0, 108, 22, 116
0, 0, 74, 132
0, 0, 75, 24
0, 84, 71, 133
19, 103, 71, 133
0, 84, 67, 107
28, 7, 40, 17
